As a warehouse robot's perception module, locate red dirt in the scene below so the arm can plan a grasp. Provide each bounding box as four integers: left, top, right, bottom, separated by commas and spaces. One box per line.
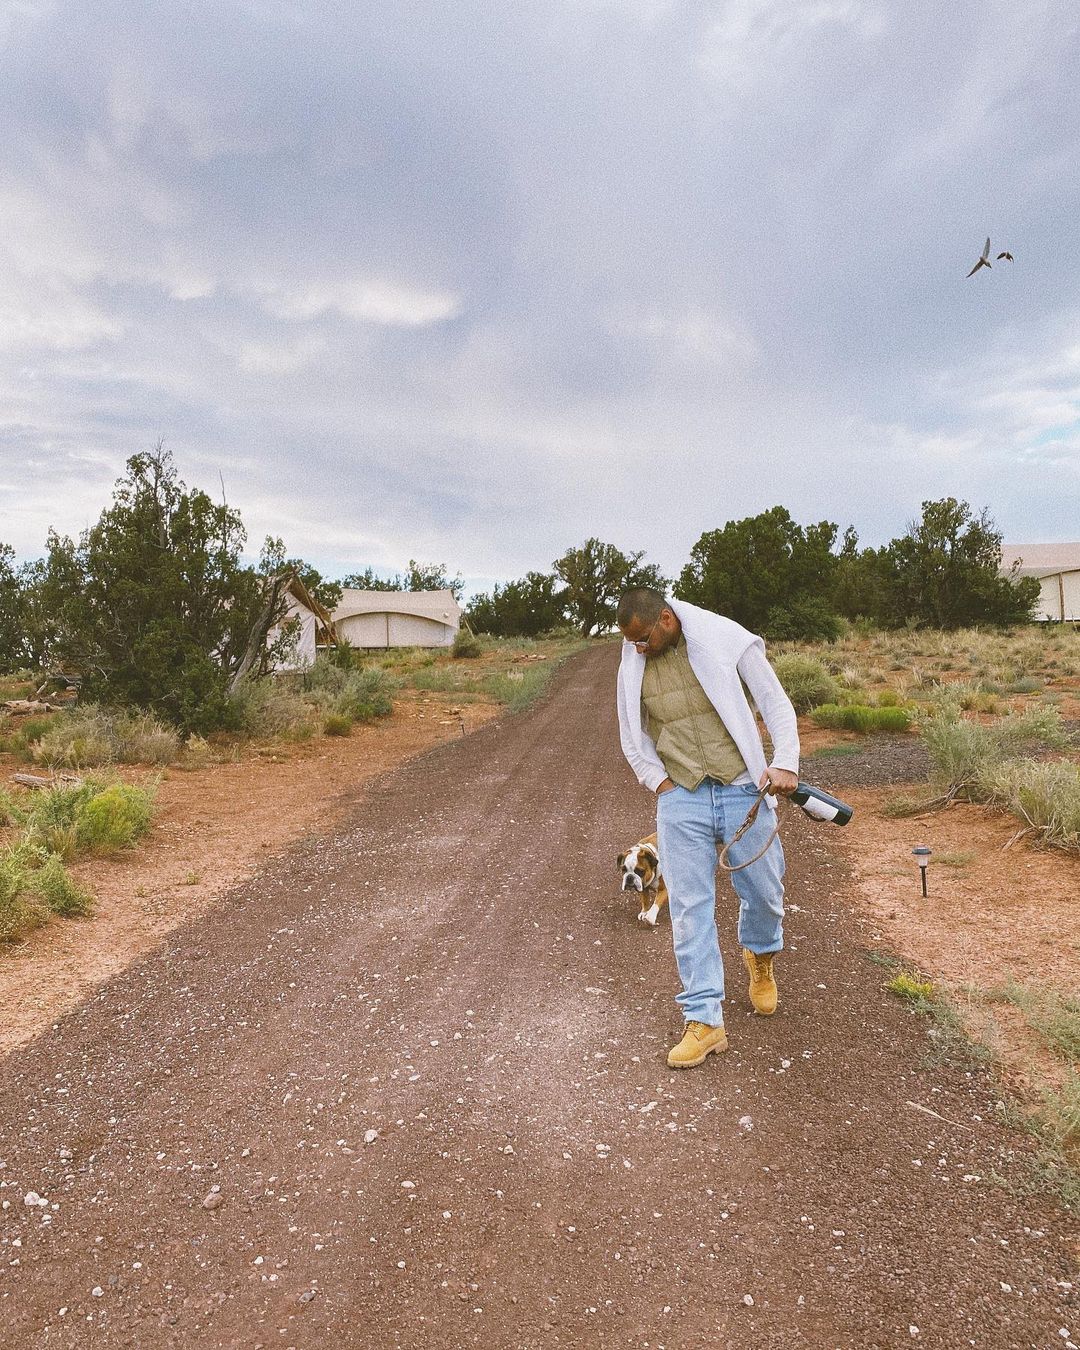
0, 689, 500, 1056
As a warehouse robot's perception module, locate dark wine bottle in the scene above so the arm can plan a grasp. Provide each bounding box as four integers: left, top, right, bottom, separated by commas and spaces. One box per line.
789, 782, 853, 826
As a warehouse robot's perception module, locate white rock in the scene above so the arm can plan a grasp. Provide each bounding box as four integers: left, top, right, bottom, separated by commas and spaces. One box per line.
364, 1130, 379, 1144
742, 1293, 754, 1306
401, 1181, 416, 1189
92, 1287, 103, 1298
738, 1116, 754, 1132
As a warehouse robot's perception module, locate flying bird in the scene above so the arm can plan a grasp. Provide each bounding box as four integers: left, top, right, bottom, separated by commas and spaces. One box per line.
997, 251, 1014, 261
967, 238, 992, 276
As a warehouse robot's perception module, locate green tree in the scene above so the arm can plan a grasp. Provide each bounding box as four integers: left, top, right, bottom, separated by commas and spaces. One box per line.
465, 571, 567, 637
832, 527, 894, 626
40, 447, 279, 732
554, 539, 666, 637
339, 560, 464, 603
677, 507, 840, 638
339, 566, 403, 592
19, 535, 88, 674
0, 543, 28, 672
402, 560, 464, 602
885, 498, 1039, 628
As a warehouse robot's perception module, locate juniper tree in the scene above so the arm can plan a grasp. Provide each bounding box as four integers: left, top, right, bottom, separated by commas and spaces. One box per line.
465, 571, 567, 637
554, 539, 666, 637
39, 448, 275, 732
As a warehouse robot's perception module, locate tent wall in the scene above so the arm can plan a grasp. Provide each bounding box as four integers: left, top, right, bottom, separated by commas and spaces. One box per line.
1036, 570, 1080, 621
269, 595, 318, 671
336, 611, 456, 648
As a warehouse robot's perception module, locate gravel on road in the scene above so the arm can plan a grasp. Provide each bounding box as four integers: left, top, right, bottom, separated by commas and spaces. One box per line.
0, 645, 1076, 1348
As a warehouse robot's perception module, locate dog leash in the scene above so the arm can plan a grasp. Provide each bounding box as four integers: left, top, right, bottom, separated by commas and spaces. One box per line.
717, 785, 779, 874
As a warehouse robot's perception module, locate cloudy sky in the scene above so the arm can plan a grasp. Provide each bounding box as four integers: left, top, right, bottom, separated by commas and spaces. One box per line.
1, 0, 1078, 596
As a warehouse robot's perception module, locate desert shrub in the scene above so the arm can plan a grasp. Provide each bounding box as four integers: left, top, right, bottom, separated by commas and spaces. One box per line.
111, 712, 182, 764
31, 853, 93, 917
0, 789, 26, 827
330, 668, 394, 721
1005, 676, 1045, 695
876, 688, 900, 707
810, 704, 911, 733
34, 712, 114, 767
228, 678, 316, 739
23, 782, 97, 859
327, 637, 357, 670
835, 663, 866, 690
32, 705, 180, 768
300, 657, 350, 696
0, 714, 56, 762
921, 704, 1072, 798
323, 713, 353, 737
451, 628, 484, 659
980, 759, 1080, 853
921, 681, 1002, 716
75, 783, 154, 855
177, 734, 219, 770
771, 654, 840, 713
0, 850, 48, 942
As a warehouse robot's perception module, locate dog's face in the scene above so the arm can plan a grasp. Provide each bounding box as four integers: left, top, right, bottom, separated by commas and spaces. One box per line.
616, 842, 660, 894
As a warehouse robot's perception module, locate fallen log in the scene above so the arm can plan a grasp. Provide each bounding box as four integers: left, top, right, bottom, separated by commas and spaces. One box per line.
1, 699, 63, 715
10, 773, 84, 790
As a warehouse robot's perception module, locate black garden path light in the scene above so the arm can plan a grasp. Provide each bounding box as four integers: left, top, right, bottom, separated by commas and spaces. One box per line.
912, 845, 932, 897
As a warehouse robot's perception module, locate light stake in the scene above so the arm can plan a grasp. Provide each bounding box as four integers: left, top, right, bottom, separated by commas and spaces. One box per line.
912, 846, 932, 897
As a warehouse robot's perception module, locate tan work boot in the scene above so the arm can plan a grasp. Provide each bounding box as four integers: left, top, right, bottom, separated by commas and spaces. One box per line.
667, 1020, 728, 1069
742, 948, 778, 1015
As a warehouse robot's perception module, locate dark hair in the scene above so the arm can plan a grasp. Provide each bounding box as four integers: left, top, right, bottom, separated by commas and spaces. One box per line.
617, 587, 668, 629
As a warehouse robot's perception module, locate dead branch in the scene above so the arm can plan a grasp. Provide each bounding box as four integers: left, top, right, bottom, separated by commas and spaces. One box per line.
11, 772, 84, 790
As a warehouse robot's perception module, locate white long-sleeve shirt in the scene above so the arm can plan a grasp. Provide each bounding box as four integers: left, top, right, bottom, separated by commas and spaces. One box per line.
616, 598, 800, 795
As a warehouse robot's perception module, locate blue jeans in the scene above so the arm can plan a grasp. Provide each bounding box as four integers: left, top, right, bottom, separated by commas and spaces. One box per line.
656, 779, 786, 1026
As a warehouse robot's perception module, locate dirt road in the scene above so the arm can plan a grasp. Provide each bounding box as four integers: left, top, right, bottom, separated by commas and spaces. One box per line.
0, 644, 1075, 1348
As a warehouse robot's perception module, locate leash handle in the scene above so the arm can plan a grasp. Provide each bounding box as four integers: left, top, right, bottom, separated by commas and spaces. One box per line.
717, 784, 780, 874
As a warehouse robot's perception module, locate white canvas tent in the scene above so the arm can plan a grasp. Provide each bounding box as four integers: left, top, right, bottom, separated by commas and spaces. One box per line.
1001, 543, 1080, 622
332, 589, 461, 648
268, 578, 337, 671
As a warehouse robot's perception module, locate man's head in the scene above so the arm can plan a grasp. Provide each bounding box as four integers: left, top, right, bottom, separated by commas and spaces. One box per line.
617, 587, 680, 656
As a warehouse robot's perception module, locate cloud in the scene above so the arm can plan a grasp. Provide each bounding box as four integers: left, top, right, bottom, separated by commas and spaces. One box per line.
250, 277, 462, 327
0, 0, 1078, 586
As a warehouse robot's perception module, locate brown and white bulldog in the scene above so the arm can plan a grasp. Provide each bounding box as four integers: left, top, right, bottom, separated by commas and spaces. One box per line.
616, 833, 669, 926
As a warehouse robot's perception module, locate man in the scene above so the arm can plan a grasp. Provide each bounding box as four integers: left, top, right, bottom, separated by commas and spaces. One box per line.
616, 587, 799, 1069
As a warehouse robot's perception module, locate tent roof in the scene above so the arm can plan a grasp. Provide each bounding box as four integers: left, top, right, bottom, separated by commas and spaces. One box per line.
333, 588, 461, 623
1000, 543, 1080, 577
283, 576, 337, 634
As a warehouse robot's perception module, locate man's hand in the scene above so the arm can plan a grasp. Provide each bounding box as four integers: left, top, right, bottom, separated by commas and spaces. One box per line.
655, 777, 677, 795
758, 767, 798, 797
